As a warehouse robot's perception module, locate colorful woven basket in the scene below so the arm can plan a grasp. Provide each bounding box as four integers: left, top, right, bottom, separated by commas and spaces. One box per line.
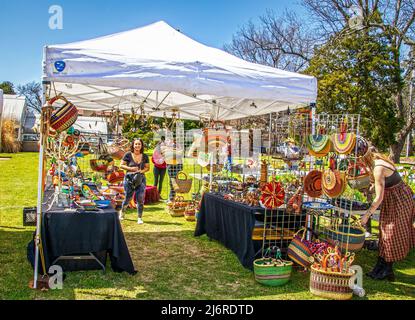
254, 248, 293, 287
306, 134, 331, 157
331, 120, 356, 155
172, 171, 193, 194
304, 170, 323, 198
287, 228, 314, 268
322, 170, 346, 198
107, 171, 125, 184
310, 266, 355, 300
326, 224, 366, 252
49, 96, 79, 132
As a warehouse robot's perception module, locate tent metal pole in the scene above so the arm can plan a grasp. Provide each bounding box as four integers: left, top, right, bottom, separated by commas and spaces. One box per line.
33, 48, 48, 288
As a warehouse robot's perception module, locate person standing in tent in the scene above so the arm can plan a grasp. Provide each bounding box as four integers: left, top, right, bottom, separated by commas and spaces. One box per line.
360, 146, 415, 281
161, 138, 183, 202
152, 136, 167, 199
119, 139, 150, 224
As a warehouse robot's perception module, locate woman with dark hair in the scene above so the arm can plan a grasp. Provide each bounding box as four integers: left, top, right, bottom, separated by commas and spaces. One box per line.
119, 139, 150, 224
360, 146, 415, 281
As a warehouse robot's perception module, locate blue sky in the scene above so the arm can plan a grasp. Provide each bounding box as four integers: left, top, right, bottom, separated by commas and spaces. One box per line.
0, 0, 305, 86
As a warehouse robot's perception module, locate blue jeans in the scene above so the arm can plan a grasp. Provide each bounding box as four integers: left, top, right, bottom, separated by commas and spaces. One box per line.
122, 178, 146, 218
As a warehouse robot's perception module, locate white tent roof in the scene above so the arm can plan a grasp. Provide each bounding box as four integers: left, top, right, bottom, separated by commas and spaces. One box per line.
73, 116, 108, 135
43, 21, 317, 120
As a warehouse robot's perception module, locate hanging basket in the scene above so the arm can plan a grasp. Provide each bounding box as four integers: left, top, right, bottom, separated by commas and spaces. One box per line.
90, 159, 109, 173
108, 138, 130, 160
304, 170, 323, 198
306, 134, 331, 158
49, 96, 79, 133
172, 171, 193, 194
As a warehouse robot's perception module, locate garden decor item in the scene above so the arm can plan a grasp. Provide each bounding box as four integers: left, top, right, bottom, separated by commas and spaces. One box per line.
254, 247, 293, 287
306, 127, 331, 157
172, 171, 193, 194
304, 170, 322, 198
48, 96, 79, 133
287, 228, 314, 268
326, 219, 366, 252
332, 119, 356, 155
260, 181, 285, 209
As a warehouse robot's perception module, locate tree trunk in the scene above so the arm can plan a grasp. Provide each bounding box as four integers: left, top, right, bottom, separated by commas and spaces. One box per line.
390, 140, 406, 163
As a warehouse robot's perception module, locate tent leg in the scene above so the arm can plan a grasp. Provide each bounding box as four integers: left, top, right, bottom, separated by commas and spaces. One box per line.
33, 81, 48, 289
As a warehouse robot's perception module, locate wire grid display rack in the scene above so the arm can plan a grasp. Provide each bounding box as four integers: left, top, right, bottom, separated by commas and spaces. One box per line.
258, 112, 311, 259
303, 114, 369, 254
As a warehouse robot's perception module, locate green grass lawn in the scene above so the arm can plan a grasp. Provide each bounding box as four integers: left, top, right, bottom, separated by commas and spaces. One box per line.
0, 153, 414, 300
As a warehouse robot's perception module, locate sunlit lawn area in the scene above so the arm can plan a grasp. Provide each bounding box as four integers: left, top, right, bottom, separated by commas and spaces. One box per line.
0, 152, 414, 300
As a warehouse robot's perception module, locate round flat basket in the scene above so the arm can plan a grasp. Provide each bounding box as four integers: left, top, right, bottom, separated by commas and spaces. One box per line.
304, 170, 322, 198
332, 132, 356, 155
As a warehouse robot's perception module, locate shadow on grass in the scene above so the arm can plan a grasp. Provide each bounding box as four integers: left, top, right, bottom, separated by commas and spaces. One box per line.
1, 226, 414, 300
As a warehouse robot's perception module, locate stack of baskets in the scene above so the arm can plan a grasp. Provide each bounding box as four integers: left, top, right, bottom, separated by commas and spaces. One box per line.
166, 196, 192, 217
184, 204, 197, 221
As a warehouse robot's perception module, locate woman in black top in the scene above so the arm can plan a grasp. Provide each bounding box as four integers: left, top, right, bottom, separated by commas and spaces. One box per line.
119, 139, 150, 224
360, 147, 415, 281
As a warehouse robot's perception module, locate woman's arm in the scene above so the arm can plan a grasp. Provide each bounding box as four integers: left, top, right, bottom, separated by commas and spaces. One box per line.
120, 160, 139, 173
361, 166, 385, 225
138, 163, 150, 174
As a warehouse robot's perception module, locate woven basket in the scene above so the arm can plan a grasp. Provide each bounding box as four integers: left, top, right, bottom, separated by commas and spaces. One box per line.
326, 224, 365, 252
348, 174, 370, 190
254, 258, 293, 287
108, 138, 130, 160
184, 207, 196, 221
172, 171, 193, 194
107, 171, 125, 184
90, 159, 109, 173
287, 228, 313, 268
310, 266, 355, 300
49, 96, 79, 132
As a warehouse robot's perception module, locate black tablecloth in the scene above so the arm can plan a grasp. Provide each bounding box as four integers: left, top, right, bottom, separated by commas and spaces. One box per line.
36, 192, 136, 274
194, 193, 306, 270
195, 193, 259, 269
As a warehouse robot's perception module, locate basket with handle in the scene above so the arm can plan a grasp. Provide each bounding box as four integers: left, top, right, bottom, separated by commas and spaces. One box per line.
309, 248, 357, 300
48, 96, 79, 133
167, 196, 187, 217
287, 228, 314, 268
254, 247, 293, 287
172, 171, 193, 194
184, 203, 197, 221
107, 138, 130, 160
325, 217, 365, 252
347, 162, 370, 190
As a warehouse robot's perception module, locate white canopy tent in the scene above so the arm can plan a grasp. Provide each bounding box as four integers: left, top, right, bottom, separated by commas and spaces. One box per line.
42, 21, 317, 120
34, 21, 318, 287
